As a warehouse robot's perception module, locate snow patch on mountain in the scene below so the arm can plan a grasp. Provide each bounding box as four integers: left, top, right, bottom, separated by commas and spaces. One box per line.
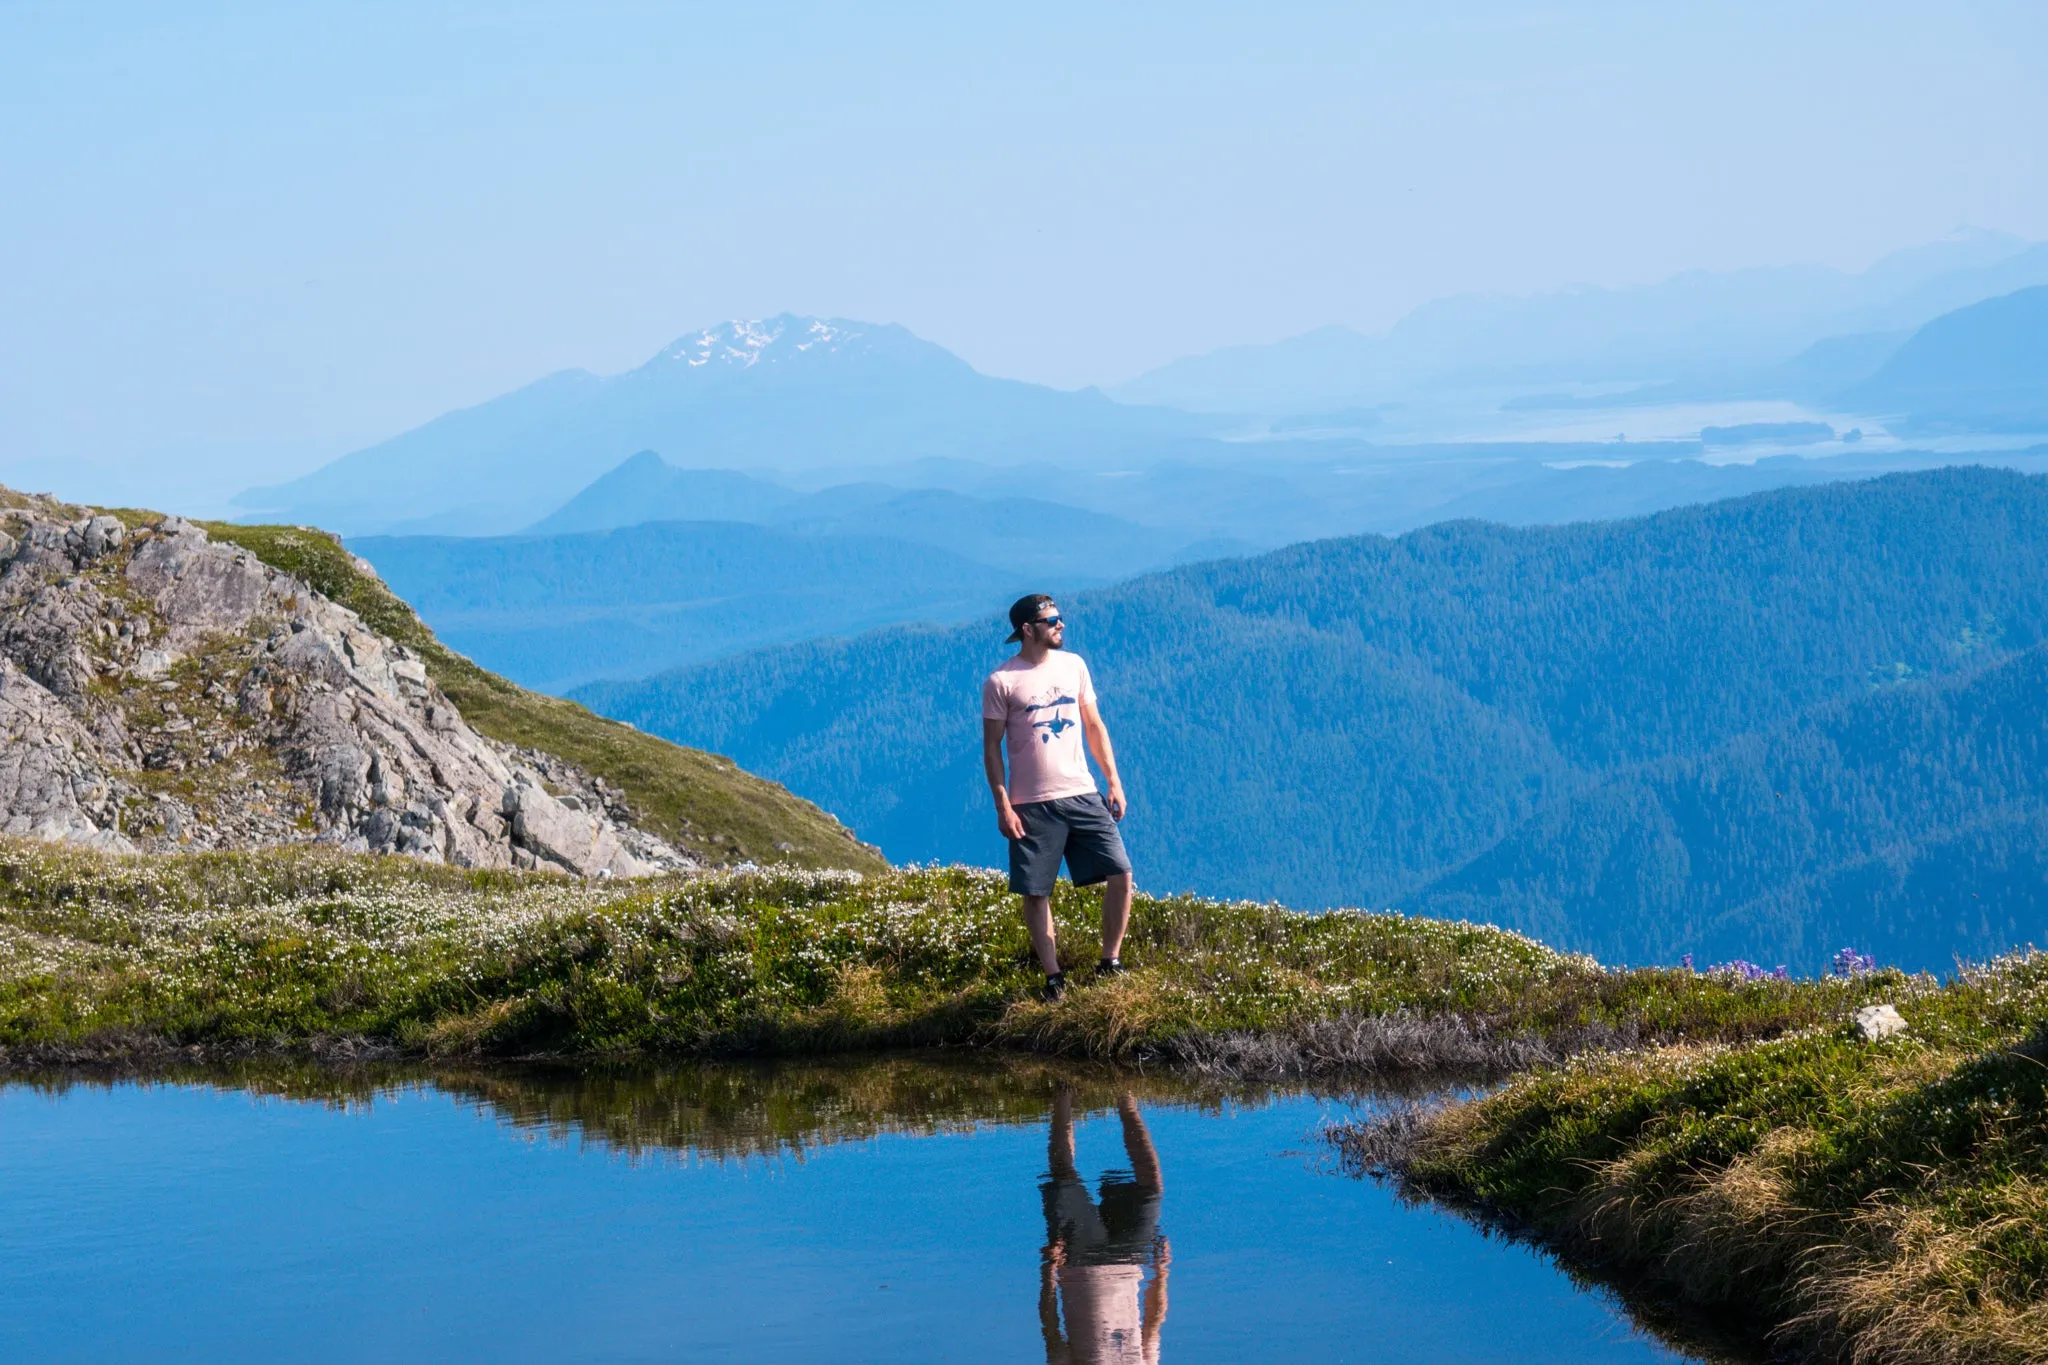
659, 316, 866, 369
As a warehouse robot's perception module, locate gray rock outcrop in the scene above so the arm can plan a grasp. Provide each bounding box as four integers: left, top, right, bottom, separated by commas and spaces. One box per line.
0, 491, 692, 875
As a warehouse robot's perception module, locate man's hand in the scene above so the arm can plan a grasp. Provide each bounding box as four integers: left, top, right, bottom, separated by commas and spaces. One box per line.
997, 800, 1027, 841
1080, 697, 1125, 820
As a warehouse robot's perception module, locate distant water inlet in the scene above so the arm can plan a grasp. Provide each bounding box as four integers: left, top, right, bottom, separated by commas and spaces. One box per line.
1, 1058, 1716, 1364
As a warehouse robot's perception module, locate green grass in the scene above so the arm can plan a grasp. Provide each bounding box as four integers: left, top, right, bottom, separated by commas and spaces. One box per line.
1344, 956, 2048, 1363
0, 838, 1899, 1068
182, 518, 884, 872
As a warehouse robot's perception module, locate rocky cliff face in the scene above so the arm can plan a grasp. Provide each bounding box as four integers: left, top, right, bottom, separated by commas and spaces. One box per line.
0, 490, 690, 876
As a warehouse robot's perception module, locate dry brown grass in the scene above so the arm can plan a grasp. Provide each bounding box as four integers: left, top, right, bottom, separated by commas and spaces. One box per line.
1337, 963, 2048, 1364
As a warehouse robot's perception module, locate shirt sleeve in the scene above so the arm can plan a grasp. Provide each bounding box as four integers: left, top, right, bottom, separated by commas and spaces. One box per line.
981, 673, 1007, 722
1074, 656, 1097, 706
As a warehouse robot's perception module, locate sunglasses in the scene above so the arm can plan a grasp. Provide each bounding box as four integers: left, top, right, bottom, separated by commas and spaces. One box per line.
1029, 614, 1065, 630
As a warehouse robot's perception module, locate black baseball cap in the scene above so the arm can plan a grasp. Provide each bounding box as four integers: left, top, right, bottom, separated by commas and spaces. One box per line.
1005, 593, 1057, 642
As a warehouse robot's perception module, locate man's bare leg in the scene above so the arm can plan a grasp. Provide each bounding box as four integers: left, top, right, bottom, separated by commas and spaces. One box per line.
1050, 1084, 1079, 1178
1100, 873, 1133, 963
1022, 894, 1061, 974
1041, 1086, 1080, 1358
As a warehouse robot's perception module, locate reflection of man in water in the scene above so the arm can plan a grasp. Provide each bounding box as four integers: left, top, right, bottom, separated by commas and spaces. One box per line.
1039, 1088, 1169, 1364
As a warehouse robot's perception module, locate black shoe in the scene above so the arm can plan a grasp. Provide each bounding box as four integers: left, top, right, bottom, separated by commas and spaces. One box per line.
1094, 958, 1127, 980
1042, 972, 1067, 1002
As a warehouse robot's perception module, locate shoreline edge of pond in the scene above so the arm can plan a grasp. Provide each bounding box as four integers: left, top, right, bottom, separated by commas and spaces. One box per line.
3, 837, 2042, 1363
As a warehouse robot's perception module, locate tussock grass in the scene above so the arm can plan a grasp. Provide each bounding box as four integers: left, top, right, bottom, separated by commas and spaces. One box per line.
0, 838, 1897, 1070
1333, 954, 2048, 1364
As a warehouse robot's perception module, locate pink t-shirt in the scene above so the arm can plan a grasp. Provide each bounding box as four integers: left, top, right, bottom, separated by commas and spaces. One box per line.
982, 651, 1098, 804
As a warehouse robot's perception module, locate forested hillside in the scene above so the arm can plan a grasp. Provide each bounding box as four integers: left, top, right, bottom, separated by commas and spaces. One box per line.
579, 468, 2048, 969
1415, 642, 2048, 968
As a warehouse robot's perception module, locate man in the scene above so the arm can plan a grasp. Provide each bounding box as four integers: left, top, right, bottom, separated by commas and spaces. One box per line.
981, 593, 1133, 1001
1038, 1086, 1169, 1364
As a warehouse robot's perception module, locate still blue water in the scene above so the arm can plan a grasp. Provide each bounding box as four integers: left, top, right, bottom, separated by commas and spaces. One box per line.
0, 1062, 1696, 1363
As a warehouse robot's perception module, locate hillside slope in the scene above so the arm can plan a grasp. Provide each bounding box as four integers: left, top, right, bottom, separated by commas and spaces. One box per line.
1841, 285, 2048, 432
528, 452, 798, 533
0, 484, 879, 873
1415, 642, 2048, 968
577, 468, 2048, 965
200, 519, 881, 872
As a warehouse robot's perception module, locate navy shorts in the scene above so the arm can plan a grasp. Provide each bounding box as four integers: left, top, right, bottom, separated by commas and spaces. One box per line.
1041, 1172, 1161, 1266
1008, 792, 1132, 896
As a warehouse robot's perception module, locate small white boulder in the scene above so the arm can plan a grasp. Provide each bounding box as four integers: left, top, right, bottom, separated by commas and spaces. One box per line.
1853, 1003, 1910, 1042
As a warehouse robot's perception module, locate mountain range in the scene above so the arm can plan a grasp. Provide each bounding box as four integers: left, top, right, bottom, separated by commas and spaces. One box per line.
527, 450, 1225, 580
536, 440, 2048, 566
234, 232, 2048, 546
356, 440, 2048, 698
576, 467, 2048, 972
234, 316, 1220, 536
1112, 230, 2048, 415
348, 451, 1251, 691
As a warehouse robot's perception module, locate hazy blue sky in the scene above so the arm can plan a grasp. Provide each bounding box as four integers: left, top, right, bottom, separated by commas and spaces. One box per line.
4, 1, 2045, 506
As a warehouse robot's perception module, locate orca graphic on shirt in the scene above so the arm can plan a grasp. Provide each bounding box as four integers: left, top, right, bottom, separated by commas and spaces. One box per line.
1024, 693, 1078, 744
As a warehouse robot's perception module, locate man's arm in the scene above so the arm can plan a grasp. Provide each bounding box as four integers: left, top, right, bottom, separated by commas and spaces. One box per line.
983, 719, 1026, 840
1079, 695, 1126, 820
1116, 1093, 1163, 1195
1142, 1236, 1170, 1361
1039, 1250, 1070, 1364
1048, 1085, 1081, 1181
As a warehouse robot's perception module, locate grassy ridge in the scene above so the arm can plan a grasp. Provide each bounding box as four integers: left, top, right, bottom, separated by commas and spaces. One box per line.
0, 839, 1893, 1067
1339, 958, 2048, 1363
182, 519, 883, 872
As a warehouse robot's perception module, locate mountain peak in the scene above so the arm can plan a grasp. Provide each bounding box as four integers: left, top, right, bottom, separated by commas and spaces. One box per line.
654, 315, 871, 370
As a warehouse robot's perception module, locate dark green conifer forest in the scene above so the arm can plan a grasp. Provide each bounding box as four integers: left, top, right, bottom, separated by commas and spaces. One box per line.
580, 467, 2048, 971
